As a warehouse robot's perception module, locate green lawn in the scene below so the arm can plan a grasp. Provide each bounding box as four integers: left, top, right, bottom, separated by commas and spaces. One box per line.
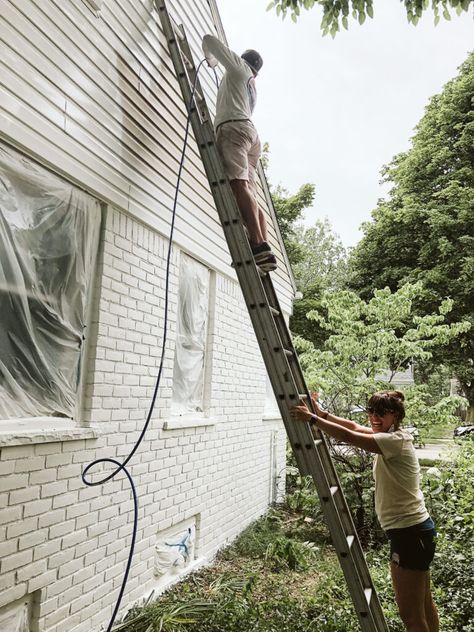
422, 420, 456, 441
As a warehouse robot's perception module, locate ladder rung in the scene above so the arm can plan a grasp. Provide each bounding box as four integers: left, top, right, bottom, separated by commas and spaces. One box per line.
269, 306, 280, 316
322, 485, 339, 501
283, 348, 294, 358
341, 534, 355, 558
314, 439, 323, 446
364, 588, 373, 605
181, 54, 193, 69
223, 218, 242, 226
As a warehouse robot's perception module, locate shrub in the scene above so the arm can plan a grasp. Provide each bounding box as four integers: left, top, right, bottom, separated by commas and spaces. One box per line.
265, 535, 318, 571
423, 440, 474, 631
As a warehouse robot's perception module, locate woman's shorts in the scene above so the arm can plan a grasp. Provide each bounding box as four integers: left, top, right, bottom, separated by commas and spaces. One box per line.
386, 517, 436, 571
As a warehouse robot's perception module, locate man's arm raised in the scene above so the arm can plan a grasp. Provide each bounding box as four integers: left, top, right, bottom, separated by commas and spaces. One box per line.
202, 35, 243, 72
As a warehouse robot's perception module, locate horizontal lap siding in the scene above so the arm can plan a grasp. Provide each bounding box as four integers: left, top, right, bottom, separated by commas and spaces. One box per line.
0, 0, 294, 312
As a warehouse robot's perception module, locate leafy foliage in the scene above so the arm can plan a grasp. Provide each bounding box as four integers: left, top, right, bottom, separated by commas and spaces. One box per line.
295, 282, 469, 426
424, 440, 474, 630
114, 599, 215, 632
266, 152, 349, 349
265, 535, 319, 571
348, 52, 474, 419
271, 182, 316, 265
264, 144, 347, 293
289, 220, 348, 349
220, 509, 284, 560
267, 0, 473, 34
292, 219, 348, 292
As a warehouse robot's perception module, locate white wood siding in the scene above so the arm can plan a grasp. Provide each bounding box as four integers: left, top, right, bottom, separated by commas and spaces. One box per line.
0, 0, 295, 313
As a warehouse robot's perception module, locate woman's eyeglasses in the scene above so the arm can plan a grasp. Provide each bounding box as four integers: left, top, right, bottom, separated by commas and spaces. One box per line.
366, 407, 393, 416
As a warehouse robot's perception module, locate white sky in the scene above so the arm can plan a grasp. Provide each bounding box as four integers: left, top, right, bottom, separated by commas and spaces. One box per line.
214, 1, 473, 248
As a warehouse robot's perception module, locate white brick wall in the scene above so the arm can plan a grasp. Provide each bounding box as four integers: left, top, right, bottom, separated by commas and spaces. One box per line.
0, 208, 287, 632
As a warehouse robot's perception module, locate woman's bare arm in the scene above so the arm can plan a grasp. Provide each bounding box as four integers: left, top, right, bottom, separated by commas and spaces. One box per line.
291, 403, 381, 454
309, 395, 373, 434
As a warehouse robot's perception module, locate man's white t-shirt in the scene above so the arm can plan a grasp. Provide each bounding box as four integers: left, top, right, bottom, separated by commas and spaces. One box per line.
373, 429, 429, 531
202, 35, 257, 130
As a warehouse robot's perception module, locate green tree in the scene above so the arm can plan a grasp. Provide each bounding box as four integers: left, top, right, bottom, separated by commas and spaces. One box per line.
263, 146, 349, 345
292, 219, 347, 291
263, 143, 347, 290
267, 0, 473, 35
293, 282, 468, 537
290, 219, 348, 348
348, 52, 474, 419
271, 182, 316, 265
296, 282, 469, 431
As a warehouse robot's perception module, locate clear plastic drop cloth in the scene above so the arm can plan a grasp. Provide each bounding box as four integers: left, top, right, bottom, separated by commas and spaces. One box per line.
171, 254, 209, 415
0, 144, 101, 419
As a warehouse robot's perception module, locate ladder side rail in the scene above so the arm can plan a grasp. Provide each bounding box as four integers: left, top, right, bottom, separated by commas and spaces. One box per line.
154, 0, 348, 520
261, 274, 379, 588
220, 292, 384, 630
261, 274, 344, 483
153, 3, 314, 471
261, 282, 387, 621
263, 278, 364, 537
155, 3, 389, 629
262, 274, 361, 514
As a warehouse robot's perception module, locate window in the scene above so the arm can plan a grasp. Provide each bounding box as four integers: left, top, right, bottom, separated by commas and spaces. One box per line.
154, 517, 197, 581
0, 144, 101, 420
171, 254, 210, 416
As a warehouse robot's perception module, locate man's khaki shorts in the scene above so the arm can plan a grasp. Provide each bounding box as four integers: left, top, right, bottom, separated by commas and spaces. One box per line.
216, 120, 261, 196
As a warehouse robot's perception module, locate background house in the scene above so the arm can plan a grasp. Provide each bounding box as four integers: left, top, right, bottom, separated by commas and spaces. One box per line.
0, 1, 295, 630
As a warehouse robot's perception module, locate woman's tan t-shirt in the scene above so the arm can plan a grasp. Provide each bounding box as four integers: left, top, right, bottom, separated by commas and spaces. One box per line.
373, 430, 429, 530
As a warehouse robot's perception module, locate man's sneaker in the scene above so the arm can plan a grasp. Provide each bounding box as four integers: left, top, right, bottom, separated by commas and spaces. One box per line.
256, 252, 277, 272
251, 242, 277, 272
251, 241, 271, 258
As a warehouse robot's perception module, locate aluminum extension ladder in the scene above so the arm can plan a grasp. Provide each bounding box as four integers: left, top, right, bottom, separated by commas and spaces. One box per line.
155, 2, 388, 630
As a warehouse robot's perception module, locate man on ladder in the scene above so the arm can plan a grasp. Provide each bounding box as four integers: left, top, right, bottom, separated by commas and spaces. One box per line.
202, 34, 277, 272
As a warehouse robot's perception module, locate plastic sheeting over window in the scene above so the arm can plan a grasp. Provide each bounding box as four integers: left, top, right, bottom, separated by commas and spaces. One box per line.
0, 144, 101, 420
171, 254, 210, 416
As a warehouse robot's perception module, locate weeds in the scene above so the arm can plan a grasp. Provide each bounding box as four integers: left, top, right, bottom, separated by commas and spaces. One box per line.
114, 442, 474, 632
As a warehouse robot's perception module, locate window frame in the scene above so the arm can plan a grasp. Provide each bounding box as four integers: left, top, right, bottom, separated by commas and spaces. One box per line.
166, 253, 215, 429
0, 144, 102, 438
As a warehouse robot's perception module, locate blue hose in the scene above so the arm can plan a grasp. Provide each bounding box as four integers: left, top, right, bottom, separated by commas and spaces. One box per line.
82, 59, 211, 632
